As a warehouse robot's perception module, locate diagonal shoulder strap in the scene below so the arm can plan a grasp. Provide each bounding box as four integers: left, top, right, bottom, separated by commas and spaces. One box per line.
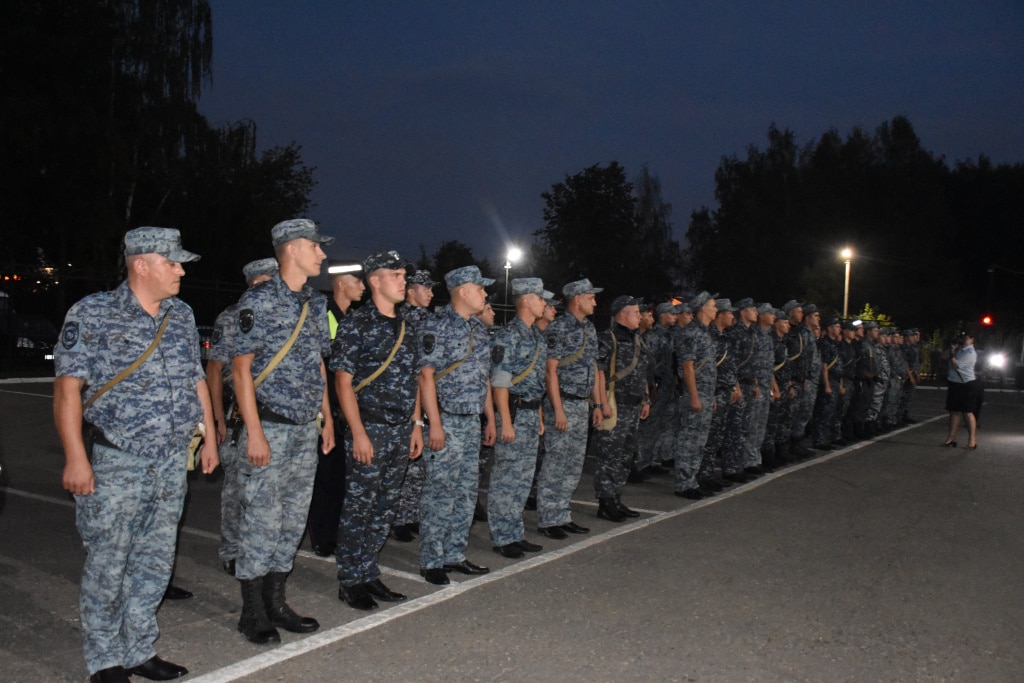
253, 301, 309, 389
354, 320, 405, 393
435, 329, 475, 380
557, 332, 588, 368
84, 313, 171, 410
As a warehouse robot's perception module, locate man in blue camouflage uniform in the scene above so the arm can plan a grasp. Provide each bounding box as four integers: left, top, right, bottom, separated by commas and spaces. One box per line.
673, 291, 719, 499
231, 218, 335, 644
593, 296, 651, 521
390, 269, 437, 543
865, 323, 890, 436
832, 322, 858, 444
812, 318, 840, 450
332, 251, 423, 609
55, 227, 218, 683
488, 278, 548, 557
720, 298, 761, 481
635, 302, 677, 476
766, 311, 796, 466
783, 301, 818, 456
207, 258, 279, 576
417, 266, 496, 585
538, 279, 604, 539
852, 321, 881, 438
663, 302, 694, 466
899, 328, 921, 425
700, 299, 742, 489
748, 303, 779, 469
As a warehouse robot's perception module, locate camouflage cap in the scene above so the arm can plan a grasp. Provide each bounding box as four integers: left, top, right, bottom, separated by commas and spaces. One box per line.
242, 257, 279, 282
271, 218, 335, 247
639, 300, 653, 313
562, 278, 603, 299
511, 277, 544, 296
655, 302, 677, 315
674, 302, 693, 315
902, 328, 916, 336
862, 321, 879, 330
610, 294, 642, 316
123, 227, 200, 263
842, 321, 858, 331
803, 303, 819, 316
715, 298, 738, 313
407, 269, 438, 287
756, 302, 775, 315
327, 259, 363, 276
734, 297, 756, 311
781, 299, 804, 314
445, 265, 495, 290
825, 316, 841, 327
542, 290, 556, 302
774, 308, 790, 319
362, 250, 410, 274
689, 291, 718, 310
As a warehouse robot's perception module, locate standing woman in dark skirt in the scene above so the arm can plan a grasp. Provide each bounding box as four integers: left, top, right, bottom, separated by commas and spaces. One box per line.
942, 332, 979, 449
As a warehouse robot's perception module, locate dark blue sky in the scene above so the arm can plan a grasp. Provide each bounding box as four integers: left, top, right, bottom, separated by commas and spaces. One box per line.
200, 2, 1024, 269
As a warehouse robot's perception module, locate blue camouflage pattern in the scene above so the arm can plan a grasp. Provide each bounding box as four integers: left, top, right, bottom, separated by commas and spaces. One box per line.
672, 318, 717, 492
594, 323, 649, 498
544, 312, 599, 397
418, 304, 491, 414
488, 408, 542, 546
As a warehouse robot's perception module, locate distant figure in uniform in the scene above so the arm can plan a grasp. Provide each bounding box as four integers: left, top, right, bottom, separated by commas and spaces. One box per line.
673, 291, 718, 499
231, 218, 335, 644
417, 266, 496, 585
635, 301, 677, 477
208, 257, 279, 576
307, 259, 365, 557
55, 227, 218, 683
488, 277, 548, 558
391, 269, 437, 543
333, 251, 423, 610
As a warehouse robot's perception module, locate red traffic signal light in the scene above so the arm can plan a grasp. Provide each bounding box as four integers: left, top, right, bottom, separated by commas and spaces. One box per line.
981, 314, 994, 326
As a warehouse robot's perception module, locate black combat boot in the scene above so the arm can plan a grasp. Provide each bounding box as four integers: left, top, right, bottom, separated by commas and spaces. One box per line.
238, 577, 281, 645
263, 571, 319, 633
614, 494, 640, 517
596, 498, 626, 522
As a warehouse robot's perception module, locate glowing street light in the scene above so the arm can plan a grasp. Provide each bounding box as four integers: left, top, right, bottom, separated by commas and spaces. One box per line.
503, 246, 523, 323
840, 247, 853, 319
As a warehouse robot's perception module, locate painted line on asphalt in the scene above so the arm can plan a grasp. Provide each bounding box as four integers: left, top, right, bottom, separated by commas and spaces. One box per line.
187, 416, 941, 683
0, 388, 54, 398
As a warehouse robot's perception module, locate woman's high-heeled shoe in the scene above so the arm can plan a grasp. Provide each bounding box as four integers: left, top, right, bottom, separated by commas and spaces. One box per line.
965, 443, 977, 450
941, 441, 957, 447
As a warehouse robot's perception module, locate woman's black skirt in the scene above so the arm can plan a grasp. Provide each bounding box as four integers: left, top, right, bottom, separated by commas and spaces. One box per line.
946, 379, 979, 413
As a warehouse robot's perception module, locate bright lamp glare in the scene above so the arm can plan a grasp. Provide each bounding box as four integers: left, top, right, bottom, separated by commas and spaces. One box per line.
506, 246, 523, 263
988, 352, 1007, 369
840, 247, 853, 260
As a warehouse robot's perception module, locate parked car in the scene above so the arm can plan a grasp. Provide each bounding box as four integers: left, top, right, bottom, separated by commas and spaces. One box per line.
0, 314, 58, 364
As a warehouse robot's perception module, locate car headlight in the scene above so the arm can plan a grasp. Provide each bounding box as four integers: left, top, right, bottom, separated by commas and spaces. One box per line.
988, 352, 1007, 369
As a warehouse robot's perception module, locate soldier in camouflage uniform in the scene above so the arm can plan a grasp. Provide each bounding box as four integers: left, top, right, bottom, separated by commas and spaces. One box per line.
700, 299, 740, 488
766, 311, 796, 466
899, 328, 921, 424
636, 302, 678, 475
417, 266, 496, 585
832, 321, 858, 444
488, 278, 548, 558
748, 303, 779, 469
663, 302, 693, 467
231, 219, 335, 644
390, 269, 437, 543
856, 321, 885, 437
672, 291, 719, 499
812, 318, 840, 450
538, 279, 604, 539
593, 296, 651, 521
720, 298, 760, 479
333, 251, 423, 610
55, 227, 218, 682
208, 258, 278, 575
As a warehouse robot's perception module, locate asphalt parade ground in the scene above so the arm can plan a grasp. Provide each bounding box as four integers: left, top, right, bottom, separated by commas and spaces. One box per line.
1, 381, 1022, 682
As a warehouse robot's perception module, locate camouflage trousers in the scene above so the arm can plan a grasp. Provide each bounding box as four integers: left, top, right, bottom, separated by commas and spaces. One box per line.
767, 389, 795, 447
719, 389, 750, 475
792, 380, 818, 440
701, 387, 733, 477
538, 397, 591, 528
867, 377, 887, 421
336, 422, 412, 586
420, 413, 481, 569
636, 389, 674, 470
235, 421, 319, 580
673, 389, 715, 492
831, 387, 853, 442
812, 385, 836, 446
744, 385, 770, 466
75, 443, 187, 674
884, 379, 903, 424
593, 400, 643, 499
218, 439, 241, 563
393, 455, 425, 526
487, 408, 541, 546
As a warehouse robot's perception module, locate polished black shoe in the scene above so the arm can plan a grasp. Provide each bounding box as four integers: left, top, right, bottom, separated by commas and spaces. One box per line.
697, 486, 717, 497
722, 471, 753, 484
420, 567, 450, 585
127, 656, 188, 681
524, 495, 538, 511
391, 524, 415, 543
675, 488, 705, 500
162, 584, 193, 601
561, 521, 590, 534
493, 543, 524, 558
537, 525, 568, 539
221, 559, 236, 576
614, 497, 640, 518
363, 578, 406, 602
698, 478, 723, 492
714, 477, 733, 488
512, 539, 543, 552
444, 559, 490, 575
338, 583, 378, 610
312, 543, 335, 557
90, 666, 130, 683
596, 498, 626, 522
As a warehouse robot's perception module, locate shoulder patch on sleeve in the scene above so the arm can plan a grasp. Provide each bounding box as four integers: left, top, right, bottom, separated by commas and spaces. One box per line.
239, 308, 255, 334
546, 335, 556, 348
61, 321, 80, 350
422, 333, 435, 355
491, 345, 504, 365
211, 328, 222, 345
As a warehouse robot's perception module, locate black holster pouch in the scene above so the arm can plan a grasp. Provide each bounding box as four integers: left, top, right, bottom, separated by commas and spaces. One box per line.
82, 422, 115, 461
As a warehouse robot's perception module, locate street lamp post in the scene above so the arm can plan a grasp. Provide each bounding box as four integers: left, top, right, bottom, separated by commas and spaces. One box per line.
503, 246, 522, 323
840, 247, 853, 319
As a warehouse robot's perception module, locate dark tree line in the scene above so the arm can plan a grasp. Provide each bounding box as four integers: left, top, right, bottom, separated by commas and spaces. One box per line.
1, 0, 315, 323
